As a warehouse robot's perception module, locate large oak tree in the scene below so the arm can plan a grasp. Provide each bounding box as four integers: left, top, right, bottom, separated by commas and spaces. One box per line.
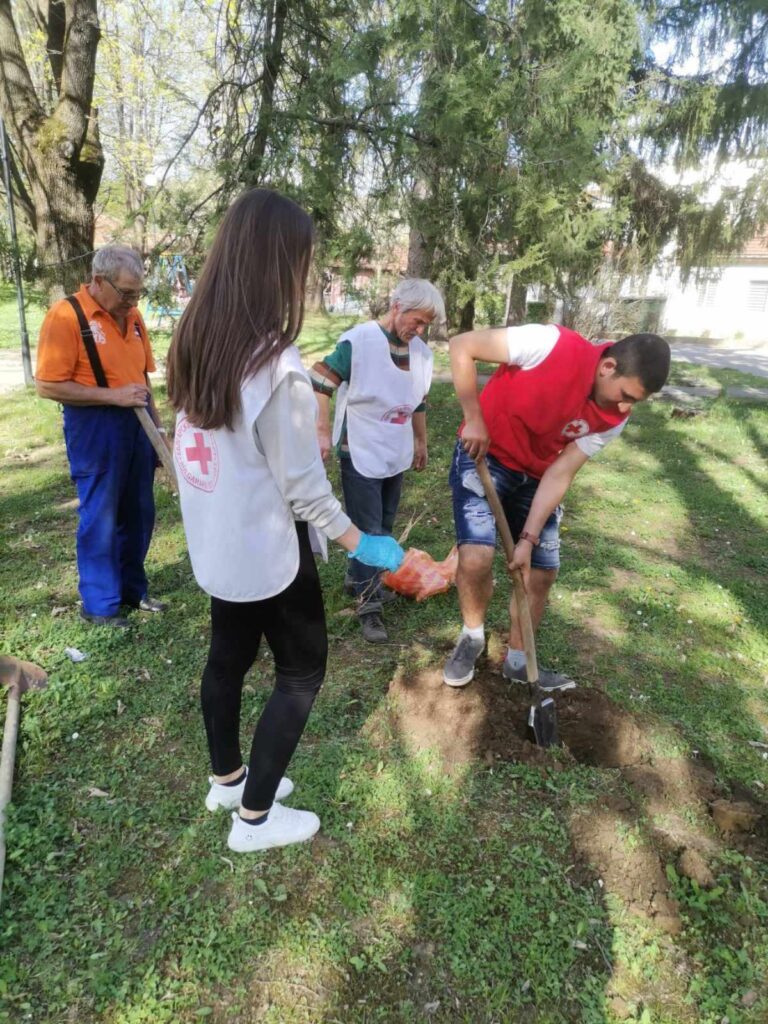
0, 1, 104, 295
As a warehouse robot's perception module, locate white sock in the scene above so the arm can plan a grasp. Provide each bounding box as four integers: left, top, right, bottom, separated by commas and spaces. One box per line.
506, 647, 526, 670
461, 624, 485, 642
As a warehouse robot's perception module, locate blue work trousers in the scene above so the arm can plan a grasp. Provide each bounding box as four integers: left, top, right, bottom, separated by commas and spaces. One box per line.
63, 405, 156, 617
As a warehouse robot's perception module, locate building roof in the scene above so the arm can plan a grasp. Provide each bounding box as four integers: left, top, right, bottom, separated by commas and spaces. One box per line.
740, 234, 768, 259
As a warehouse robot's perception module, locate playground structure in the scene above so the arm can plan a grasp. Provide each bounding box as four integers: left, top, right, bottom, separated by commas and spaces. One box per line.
145, 253, 194, 323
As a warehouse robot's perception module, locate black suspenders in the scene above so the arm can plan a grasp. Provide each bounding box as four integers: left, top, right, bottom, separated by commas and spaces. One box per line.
64, 295, 109, 389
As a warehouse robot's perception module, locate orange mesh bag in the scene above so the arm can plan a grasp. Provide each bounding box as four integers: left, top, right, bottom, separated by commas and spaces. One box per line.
381, 546, 459, 601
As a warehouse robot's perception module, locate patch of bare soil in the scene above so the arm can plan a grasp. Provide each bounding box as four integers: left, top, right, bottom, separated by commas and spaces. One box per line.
388, 661, 684, 928
570, 800, 683, 935
387, 662, 654, 769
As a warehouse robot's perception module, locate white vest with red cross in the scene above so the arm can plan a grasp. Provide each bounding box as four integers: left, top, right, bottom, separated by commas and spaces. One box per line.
480, 326, 628, 478
174, 345, 305, 601
332, 321, 433, 479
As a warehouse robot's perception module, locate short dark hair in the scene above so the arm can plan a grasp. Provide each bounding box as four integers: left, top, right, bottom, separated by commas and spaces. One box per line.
601, 333, 671, 394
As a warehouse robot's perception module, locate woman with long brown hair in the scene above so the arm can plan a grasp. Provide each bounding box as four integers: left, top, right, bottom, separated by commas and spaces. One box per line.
167, 189, 403, 852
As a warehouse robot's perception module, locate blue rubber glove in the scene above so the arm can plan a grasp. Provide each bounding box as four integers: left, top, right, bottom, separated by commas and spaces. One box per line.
350, 533, 405, 572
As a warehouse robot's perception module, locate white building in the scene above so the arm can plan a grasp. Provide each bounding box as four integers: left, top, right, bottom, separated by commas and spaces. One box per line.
636, 236, 768, 344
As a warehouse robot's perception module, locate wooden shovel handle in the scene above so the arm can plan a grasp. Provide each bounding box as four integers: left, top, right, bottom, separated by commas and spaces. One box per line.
134, 406, 177, 484
474, 457, 539, 683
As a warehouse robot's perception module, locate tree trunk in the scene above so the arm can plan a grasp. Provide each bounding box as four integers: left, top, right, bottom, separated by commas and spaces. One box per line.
406, 223, 432, 278
31, 178, 96, 295
242, 0, 288, 184
305, 263, 326, 313
406, 171, 436, 279
0, 1, 104, 297
560, 295, 578, 329
506, 278, 527, 325
458, 296, 475, 332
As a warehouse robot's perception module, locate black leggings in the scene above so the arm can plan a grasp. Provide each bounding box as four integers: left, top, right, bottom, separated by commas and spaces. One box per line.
201, 522, 327, 811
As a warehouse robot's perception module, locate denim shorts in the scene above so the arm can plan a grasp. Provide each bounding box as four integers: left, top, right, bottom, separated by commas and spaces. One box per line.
448, 441, 562, 571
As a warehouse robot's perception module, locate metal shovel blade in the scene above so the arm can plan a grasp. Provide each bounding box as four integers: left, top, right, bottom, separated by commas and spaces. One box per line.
527, 696, 559, 748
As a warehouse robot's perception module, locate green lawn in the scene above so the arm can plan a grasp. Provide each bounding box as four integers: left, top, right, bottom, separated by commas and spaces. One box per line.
0, 282, 46, 351
1, 362, 768, 1022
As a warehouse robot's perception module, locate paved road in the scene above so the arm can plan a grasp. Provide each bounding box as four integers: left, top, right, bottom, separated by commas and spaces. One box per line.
0, 350, 31, 393
669, 341, 768, 380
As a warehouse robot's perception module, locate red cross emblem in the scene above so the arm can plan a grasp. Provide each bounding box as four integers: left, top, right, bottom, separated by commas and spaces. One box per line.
186, 432, 212, 474
174, 416, 219, 492
561, 418, 589, 440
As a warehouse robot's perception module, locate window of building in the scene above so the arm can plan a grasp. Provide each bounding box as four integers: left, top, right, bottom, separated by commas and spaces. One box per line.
696, 280, 718, 307
747, 281, 768, 313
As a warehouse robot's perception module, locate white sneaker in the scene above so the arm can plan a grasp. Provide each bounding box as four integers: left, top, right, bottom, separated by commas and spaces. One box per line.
205, 772, 294, 812
227, 804, 320, 853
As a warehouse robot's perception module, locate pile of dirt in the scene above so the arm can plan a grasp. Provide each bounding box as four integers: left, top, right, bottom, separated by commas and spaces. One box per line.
387, 663, 654, 769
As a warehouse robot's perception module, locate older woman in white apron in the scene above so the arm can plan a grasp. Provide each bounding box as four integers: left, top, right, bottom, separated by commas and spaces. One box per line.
311, 279, 445, 643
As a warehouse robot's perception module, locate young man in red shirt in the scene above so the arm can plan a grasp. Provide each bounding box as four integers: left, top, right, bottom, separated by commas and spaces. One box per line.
443, 323, 670, 689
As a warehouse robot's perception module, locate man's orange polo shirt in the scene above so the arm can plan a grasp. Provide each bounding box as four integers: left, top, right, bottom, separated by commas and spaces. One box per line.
36, 284, 156, 388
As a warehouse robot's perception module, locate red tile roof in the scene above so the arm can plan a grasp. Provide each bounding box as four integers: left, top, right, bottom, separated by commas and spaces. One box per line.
741, 235, 768, 258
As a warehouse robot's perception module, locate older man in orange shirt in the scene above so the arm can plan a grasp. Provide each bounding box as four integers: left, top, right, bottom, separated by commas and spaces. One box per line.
36, 246, 166, 627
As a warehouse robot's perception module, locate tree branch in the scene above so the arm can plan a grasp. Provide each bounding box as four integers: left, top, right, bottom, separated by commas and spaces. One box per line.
54, 0, 100, 147
157, 81, 229, 190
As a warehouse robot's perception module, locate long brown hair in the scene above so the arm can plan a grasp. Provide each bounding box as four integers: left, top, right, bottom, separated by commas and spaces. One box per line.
167, 188, 314, 429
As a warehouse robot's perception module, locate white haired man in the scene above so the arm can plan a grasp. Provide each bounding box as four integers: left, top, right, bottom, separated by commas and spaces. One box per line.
312, 278, 445, 643
35, 246, 167, 627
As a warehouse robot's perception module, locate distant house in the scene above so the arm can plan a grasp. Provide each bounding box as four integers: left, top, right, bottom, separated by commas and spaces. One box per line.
629, 235, 768, 343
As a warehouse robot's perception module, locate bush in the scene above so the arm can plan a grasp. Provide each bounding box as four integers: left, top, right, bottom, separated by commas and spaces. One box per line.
526, 299, 553, 323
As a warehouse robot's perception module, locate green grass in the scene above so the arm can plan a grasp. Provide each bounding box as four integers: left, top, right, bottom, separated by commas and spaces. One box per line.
0, 282, 46, 351
1, 368, 768, 1022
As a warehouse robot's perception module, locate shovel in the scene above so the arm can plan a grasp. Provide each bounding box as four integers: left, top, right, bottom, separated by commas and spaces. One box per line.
0, 656, 48, 906
474, 459, 559, 748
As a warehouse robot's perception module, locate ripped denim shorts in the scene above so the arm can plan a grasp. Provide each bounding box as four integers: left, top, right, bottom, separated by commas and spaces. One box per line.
448, 441, 562, 571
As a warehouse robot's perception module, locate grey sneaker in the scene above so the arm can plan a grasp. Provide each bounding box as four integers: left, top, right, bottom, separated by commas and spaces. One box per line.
443, 634, 485, 687
360, 611, 388, 643
502, 662, 577, 692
